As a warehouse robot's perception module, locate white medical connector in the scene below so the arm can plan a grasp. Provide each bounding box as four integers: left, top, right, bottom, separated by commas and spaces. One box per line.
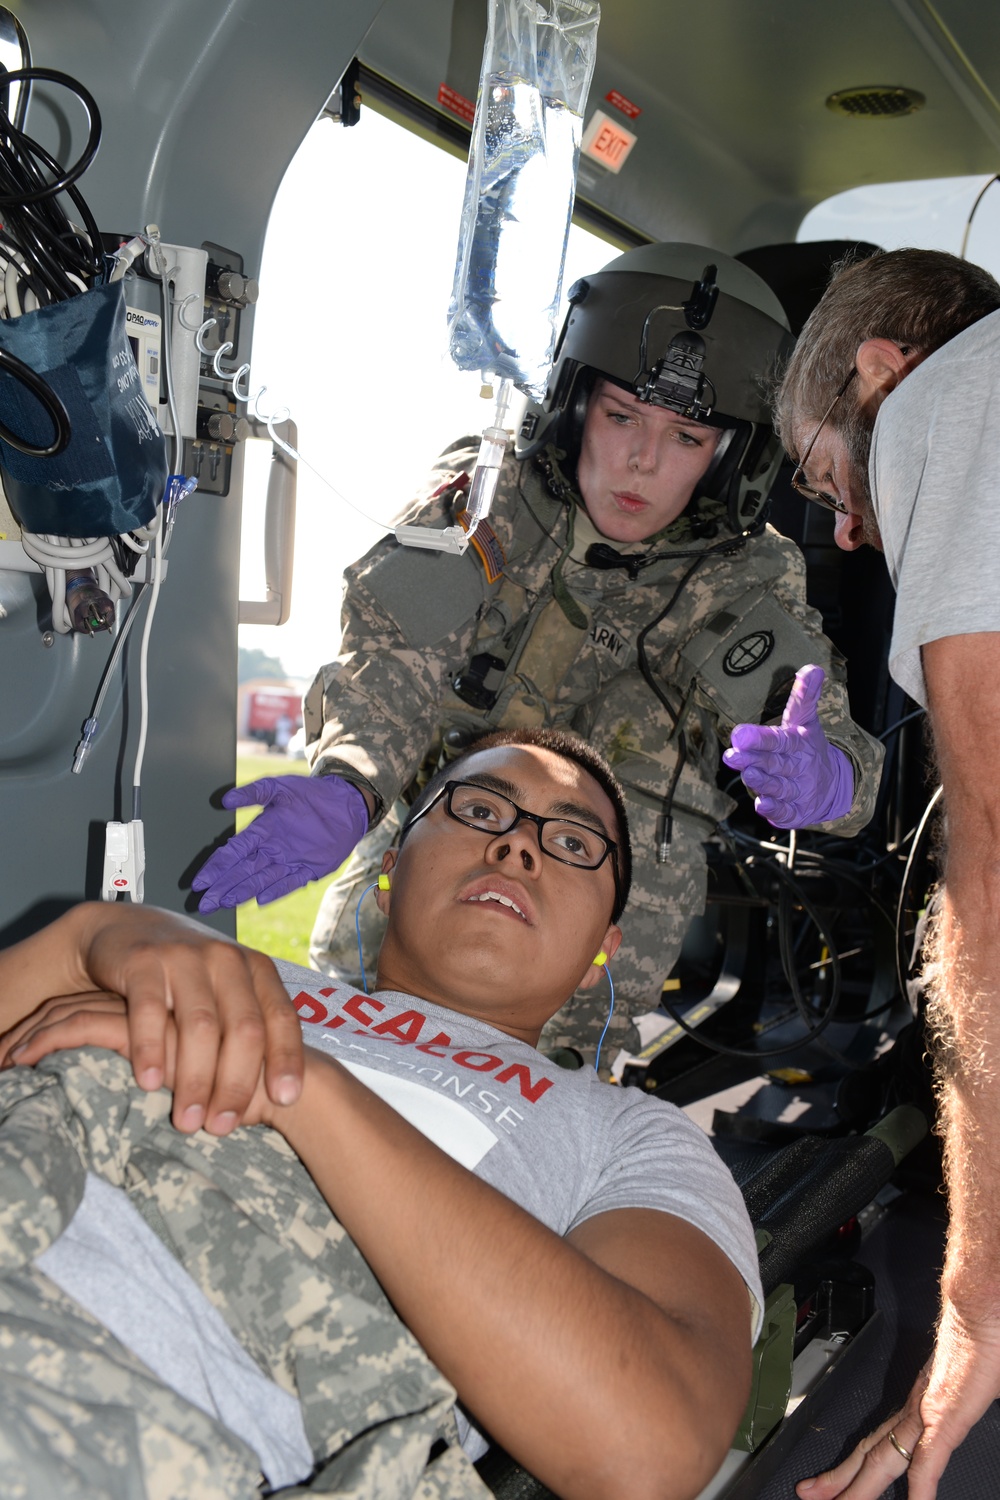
393, 521, 471, 554
72, 716, 99, 774
102, 819, 145, 902
108, 233, 150, 283
395, 379, 513, 554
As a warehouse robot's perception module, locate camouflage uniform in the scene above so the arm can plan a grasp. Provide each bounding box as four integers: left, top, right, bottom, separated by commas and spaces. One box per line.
305, 441, 884, 1059
0, 1047, 489, 1499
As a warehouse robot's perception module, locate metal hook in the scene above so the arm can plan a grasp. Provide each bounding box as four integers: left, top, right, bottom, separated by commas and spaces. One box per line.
212, 341, 235, 379
231, 363, 252, 403
176, 293, 204, 332
195, 317, 217, 355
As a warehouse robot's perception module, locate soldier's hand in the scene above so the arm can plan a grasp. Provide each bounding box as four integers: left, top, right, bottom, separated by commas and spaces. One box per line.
723, 664, 855, 827
192, 774, 369, 911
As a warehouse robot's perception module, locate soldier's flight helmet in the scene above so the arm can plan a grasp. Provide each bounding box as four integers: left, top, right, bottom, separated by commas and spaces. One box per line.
517, 242, 793, 534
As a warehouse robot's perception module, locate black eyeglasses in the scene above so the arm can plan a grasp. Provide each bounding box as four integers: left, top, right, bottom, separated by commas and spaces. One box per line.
789, 368, 857, 514
408, 779, 623, 911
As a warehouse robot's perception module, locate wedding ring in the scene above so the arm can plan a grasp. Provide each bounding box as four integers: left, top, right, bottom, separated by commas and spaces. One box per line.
888, 1429, 913, 1464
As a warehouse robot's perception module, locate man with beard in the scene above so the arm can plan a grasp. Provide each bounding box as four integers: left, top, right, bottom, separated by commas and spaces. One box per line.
752, 247, 1000, 1500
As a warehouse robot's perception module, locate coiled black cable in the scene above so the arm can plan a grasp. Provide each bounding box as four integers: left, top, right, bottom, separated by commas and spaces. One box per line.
0, 64, 104, 455
0, 345, 69, 453
0, 67, 103, 295
660, 849, 846, 1059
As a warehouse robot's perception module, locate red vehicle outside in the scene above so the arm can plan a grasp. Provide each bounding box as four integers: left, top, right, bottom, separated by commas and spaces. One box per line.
240, 684, 303, 749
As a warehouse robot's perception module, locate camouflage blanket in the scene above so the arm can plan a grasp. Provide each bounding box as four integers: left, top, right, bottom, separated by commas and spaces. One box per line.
0, 1047, 490, 1500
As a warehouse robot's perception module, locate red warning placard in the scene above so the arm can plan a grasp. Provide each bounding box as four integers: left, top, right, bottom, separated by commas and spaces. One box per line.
581, 110, 637, 174
438, 83, 476, 124
606, 89, 641, 119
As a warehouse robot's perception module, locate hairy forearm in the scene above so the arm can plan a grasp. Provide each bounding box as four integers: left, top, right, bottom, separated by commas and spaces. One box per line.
920, 636, 1000, 1309
927, 861, 1000, 1308
268, 1053, 748, 1500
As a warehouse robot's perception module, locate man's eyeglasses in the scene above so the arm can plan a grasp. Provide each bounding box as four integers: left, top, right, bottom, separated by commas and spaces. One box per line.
408, 779, 623, 911
789, 368, 857, 515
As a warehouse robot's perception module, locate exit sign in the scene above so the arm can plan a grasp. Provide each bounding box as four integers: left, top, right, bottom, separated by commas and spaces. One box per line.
581, 109, 637, 174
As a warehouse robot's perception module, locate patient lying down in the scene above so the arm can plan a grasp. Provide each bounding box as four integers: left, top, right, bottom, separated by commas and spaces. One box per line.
0, 728, 760, 1500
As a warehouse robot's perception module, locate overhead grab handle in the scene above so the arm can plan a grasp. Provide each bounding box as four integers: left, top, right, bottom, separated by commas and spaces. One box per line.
238, 416, 297, 627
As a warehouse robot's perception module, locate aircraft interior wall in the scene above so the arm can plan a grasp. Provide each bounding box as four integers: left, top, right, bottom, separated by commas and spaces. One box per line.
0, 0, 385, 940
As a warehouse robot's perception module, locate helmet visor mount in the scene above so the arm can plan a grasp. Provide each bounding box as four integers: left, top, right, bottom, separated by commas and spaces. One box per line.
632, 264, 723, 421
634, 327, 717, 423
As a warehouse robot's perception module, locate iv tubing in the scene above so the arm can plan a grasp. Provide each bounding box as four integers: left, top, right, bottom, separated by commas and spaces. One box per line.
395, 378, 513, 554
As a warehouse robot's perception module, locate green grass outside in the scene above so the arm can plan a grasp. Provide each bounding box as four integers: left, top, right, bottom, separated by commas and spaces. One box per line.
233, 755, 345, 965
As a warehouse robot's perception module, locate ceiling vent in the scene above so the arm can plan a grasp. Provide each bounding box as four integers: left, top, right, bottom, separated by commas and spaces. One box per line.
826, 86, 926, 119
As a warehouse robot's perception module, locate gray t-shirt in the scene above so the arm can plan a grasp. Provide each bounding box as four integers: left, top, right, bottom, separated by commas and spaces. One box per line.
871, 308, 1000, 707
37, 1172, 314, 1488
277, 961, 764, 1334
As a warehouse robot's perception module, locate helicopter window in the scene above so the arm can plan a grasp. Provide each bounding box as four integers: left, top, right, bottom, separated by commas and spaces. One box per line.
798, 172, 1000, 271
237, 105, 612, 684
233, 106, 612, 954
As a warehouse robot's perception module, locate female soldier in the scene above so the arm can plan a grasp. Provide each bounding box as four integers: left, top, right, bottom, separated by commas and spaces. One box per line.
194, 242, 883, 1064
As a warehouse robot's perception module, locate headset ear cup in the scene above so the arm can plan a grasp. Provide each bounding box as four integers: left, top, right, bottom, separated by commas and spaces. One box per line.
727, 469, 762, 533
552, 364, 596, 473
727, 426, 782, 532
699, 425, 738, 497
685, 422, 744, 527
688, 420, 775, 533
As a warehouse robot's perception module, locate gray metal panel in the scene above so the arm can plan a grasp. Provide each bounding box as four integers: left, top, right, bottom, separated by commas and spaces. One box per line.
358, 0, 1000, 251
19, 0, 386, 261
0, 0, 386, 942
0, 472, 245, 941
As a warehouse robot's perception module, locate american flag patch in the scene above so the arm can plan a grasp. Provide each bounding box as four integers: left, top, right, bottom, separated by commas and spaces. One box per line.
458, 509, 505, 583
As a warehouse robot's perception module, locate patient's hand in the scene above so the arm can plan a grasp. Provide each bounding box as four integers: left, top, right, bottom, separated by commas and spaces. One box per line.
1, 990, 127, 1064
0, 988, 274, 1134
0, 903, 303, 1135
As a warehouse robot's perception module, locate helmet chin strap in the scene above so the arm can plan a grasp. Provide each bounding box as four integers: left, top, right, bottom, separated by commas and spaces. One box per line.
699, 425, 737, 489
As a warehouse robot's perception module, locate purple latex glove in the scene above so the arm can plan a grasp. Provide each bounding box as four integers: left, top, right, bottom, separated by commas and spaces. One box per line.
192, 774, 369, 912
722, 664, 855, 828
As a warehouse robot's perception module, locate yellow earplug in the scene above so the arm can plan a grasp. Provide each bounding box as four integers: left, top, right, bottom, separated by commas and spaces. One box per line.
593, 950, 608, 966
378, 873, 391, 891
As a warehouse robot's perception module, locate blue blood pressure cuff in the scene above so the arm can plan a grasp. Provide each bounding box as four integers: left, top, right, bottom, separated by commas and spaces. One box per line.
0, 278, 166, 536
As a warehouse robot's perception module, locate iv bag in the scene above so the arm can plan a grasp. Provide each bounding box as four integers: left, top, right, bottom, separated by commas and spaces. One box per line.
447, 0, 600, 402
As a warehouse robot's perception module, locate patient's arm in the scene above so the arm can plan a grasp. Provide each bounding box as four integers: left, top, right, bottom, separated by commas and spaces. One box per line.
0, 903, 303, 1131
14, 1004, 751, 1500
269, 1050, 751, 1500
